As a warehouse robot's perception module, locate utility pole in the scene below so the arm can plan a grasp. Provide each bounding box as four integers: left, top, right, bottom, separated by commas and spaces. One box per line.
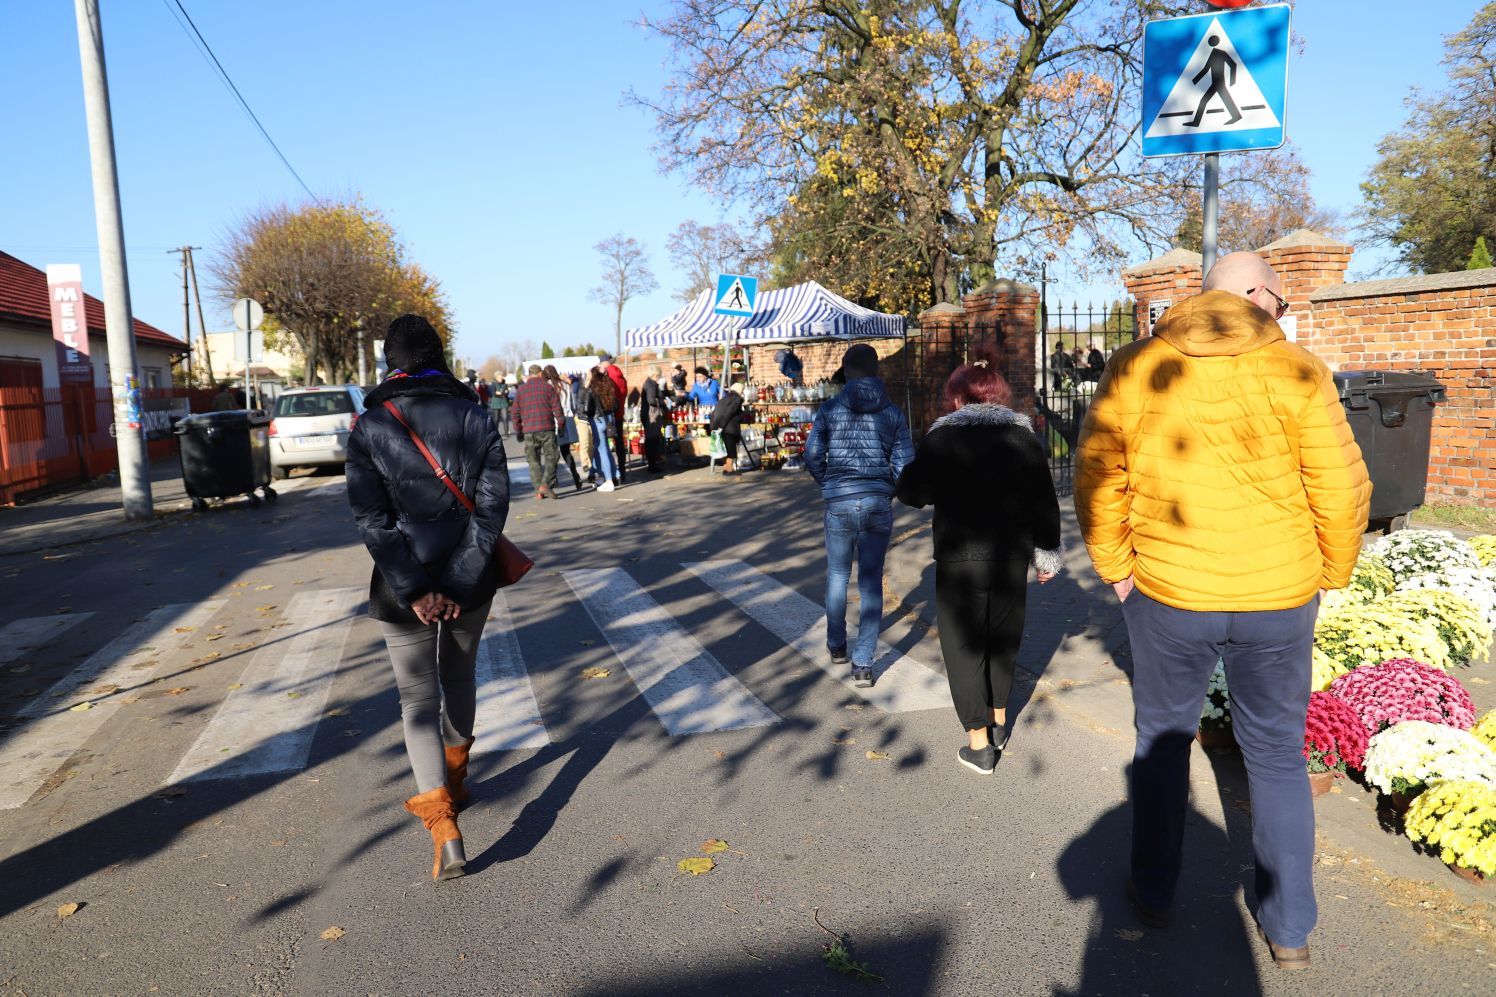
185, 247, 214, 387
74, 0, 151, 520
169, 246, 200, 384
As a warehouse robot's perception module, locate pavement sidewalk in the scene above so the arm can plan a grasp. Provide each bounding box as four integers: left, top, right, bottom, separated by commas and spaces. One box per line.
0, 458, 335, 556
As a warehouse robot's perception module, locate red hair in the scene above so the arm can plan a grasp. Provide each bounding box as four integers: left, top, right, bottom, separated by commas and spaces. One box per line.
943, 349, 1013, 410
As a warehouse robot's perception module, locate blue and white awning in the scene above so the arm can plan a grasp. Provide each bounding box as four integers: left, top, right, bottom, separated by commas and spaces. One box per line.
622, 281, 905, 351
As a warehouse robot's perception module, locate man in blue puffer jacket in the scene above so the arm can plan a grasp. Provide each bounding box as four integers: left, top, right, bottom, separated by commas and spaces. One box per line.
804, 343, 915, 687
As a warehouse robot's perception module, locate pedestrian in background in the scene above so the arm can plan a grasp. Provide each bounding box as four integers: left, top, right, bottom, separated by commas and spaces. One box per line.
641, 367, 667, 473
896, 350, 1061, 775
544, 364, 585, 492
513, 364, 562, 500
569, 373, 595, 483
804, 343, 913, 688
1074, 251, 1370, 969
346, 314, 510, 881
670, 362, 688, 394
688, 366, 721, 408
709, 380, 747, 474
489, 379, 510, 434
581, 368, 618, 492
599, 353, 629, 484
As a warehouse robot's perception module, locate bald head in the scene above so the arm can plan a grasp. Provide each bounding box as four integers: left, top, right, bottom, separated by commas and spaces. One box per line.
1202, 252, 1280, 298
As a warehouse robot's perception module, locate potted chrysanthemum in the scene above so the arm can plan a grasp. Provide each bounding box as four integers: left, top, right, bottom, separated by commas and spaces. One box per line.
1314, 604, 1451, 674
1304, 692, 1369, 797
1327, 658, 1477, 736
1368, 529, 1482, 583
1403, 779, 1496, 885
1470, 534, 1496, 567
1473, 709, 1496, 750
1197, 659, 1235, 751
1376, 589, 1493, 667
1362, 721, 1496, 813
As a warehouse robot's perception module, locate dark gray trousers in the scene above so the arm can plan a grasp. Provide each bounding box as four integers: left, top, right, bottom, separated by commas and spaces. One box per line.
1122, 590, 1320, 948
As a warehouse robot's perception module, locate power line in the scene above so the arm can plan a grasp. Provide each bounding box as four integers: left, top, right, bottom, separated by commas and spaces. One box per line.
159, 0, 318, 202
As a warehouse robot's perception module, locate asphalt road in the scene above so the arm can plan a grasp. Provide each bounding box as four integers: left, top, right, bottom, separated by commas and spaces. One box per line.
1, 458, 1491, 995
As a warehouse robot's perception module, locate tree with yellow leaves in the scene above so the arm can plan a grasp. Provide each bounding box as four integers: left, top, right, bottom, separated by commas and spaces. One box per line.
212, 198, 453, 384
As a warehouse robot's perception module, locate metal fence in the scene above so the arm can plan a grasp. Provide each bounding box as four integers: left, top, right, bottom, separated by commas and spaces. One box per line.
1035, 301, 1139, 495
0, 385, 215, 504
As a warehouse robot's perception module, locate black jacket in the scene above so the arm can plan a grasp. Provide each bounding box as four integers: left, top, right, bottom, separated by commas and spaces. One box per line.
895, 404, 1062, 571
347, 374, 511, 623
708, 390, 745, 435
641, 377, 665, 425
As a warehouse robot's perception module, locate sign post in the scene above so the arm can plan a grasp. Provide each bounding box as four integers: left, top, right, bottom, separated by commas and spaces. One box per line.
232, 296, 264, 409
1142, 2, 1291, 275
712, 274, 758, 386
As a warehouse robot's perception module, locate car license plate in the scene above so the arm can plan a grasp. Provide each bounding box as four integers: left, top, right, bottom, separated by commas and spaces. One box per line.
296, 435, 335, 448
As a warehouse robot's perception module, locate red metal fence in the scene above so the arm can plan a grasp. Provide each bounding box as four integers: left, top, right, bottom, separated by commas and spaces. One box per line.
0, 385, 218, 505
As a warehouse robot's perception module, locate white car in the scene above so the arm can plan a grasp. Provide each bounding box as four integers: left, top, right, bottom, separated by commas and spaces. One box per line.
268, 385, 365, 479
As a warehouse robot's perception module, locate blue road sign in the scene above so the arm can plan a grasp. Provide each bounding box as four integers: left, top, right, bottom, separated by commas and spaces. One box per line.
1142, 3, 1291, 158
713, 273, 758, 317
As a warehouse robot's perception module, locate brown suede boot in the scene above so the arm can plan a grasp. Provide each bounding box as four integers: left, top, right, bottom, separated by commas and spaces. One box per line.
445, 737, 476, 808
404, 785, 466, 881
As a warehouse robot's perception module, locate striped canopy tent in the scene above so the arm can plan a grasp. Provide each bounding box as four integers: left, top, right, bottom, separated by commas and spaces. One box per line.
622, 280, 905, 351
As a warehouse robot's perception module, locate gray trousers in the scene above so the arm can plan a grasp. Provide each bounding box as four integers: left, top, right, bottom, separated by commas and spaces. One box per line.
379, 599, 492, 794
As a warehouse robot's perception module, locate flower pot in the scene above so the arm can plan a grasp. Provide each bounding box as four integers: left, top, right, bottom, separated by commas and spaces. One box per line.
1387, 790, 1417, 815
1447, 862, 1487, 887
1196, 725, 1238, 752
1308, 770, 1337, 798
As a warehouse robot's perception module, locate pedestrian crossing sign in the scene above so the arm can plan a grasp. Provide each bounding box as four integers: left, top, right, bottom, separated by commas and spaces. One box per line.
1141, 3, 1290, 158
713, 273, 758, 317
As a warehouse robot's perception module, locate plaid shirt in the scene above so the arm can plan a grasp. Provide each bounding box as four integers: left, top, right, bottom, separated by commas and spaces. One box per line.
513, 376, 563, 436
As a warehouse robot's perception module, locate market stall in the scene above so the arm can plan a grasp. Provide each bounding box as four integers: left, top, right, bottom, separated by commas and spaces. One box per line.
623, 281, 906, 470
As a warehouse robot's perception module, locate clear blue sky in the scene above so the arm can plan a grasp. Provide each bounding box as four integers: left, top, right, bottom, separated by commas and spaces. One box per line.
0, 1, 1480, 360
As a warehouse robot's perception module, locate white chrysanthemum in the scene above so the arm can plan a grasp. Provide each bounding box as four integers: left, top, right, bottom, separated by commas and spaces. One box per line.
1368, 530, 1480, 583
1363, 721, 1496, 795
1398, 567, 1496, 631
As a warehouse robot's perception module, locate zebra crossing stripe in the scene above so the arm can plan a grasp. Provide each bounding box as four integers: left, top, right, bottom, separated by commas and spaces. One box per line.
167, 588, 363, 784
563, 567, 780, 736
0, 613, 94, 668
472, 590, 549, 752
0, 601, 226, 810
684, 560, 950, 713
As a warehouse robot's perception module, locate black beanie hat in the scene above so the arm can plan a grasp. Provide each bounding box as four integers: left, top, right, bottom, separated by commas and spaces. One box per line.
842, 343, 878, 379
383, 314, 448, 375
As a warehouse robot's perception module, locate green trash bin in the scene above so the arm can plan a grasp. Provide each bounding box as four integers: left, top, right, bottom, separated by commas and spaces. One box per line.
175, 410, 277, 511
1334, 370, 1446, 531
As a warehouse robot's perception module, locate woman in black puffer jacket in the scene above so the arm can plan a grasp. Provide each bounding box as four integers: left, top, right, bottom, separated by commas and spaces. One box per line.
346, 314, 510, 881
896, 349, 1061, 777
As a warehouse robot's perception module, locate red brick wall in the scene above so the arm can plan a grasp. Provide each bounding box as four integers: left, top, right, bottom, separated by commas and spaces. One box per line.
1122, 238, 1496, 508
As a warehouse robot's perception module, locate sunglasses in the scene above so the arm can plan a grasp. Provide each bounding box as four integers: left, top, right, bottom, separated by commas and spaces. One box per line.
1250, 285, 1290, 318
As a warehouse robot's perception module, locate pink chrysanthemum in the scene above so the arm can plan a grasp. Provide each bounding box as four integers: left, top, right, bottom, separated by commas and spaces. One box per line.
1304, 691, 1370, 774
1327, 658, 1477, 735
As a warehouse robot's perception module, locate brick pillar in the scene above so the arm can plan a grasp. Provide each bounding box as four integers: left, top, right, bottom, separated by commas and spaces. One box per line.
962, 279, 1039, 416
1122, 248, 1202, 335
1255, 229, 1352, 352
904, 302, 965, 431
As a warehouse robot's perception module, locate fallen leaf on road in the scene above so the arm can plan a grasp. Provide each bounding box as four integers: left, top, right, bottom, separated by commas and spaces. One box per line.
153, 787, 186, 799
227, 683, 243, 691
286, 692, 302, 699
232, 643, 256, 651
166, 687, 190, 696
581, 667, 611, 680
579, 639, 596, 647
341, 729, 362, 737
678, 857, 715, 876
320, 926, 346, 942
843, 704, 864, 712
57, 902, 80, 920
257, 585, 274, 591
833, 737, 855, 746
207, 634, 226, 642
90, 684, 118, 695
231, 582, 251, 588
68, 702, 93, 712
865, 750, 890, 762
9, 664, 30, 674
326, 707, 350, 717
701, 839, 729, 854
174, 627, 195, 634
255, 605, 276, 613
1114, 929, 1144, 942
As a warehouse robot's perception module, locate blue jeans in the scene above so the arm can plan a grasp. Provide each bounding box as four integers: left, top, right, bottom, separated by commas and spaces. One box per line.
823, 495, 893, 668
1122, 590, 1320, 947
590, 415, 616, 482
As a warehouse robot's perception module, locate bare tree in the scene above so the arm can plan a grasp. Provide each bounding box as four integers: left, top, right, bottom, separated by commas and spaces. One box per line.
587, 234, 660, 356
497, 339, 538, 375
666, 220, 763, 302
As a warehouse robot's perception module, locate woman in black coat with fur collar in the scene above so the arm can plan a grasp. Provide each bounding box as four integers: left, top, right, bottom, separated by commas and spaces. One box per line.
896, 351, 1061, 776
346, 314, 510, 881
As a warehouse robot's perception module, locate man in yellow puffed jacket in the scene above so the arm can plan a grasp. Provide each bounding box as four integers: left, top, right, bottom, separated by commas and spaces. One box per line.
1075, 252, 1370, 971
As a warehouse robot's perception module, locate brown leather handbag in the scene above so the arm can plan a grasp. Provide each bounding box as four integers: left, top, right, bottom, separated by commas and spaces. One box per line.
382, 400, 534, 588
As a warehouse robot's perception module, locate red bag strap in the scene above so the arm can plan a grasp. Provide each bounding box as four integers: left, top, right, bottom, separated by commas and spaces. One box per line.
382, 400, 475, 512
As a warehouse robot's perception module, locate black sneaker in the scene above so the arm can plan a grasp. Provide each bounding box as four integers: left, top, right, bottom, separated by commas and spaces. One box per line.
851, 666, 874, 688
958, 744, 997, 775
991, 722, 1011, 753
1126, 879, 1171, 929
829, 646, 850, 665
